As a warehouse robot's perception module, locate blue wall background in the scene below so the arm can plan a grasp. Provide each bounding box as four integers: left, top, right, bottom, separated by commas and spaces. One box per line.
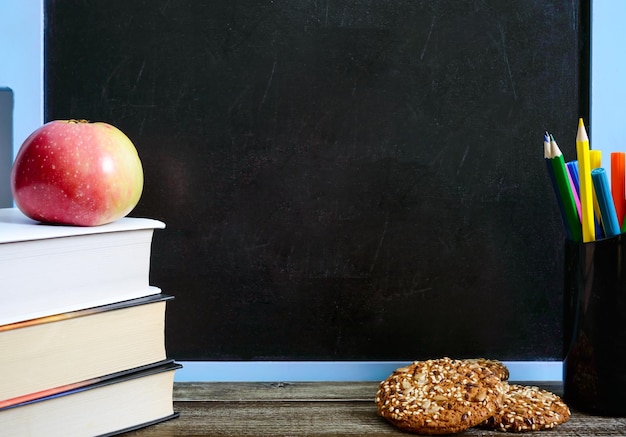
0, 1, 43, 159
591, 0, 626, 177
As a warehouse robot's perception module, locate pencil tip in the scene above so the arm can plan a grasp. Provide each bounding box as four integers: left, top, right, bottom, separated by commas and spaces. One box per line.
577, 118, 589, 141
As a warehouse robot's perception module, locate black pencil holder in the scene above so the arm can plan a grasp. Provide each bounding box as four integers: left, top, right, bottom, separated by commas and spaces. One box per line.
564, 234, 626, 416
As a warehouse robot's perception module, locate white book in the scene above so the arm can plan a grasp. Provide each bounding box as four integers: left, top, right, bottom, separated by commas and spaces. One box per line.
0, 207, 165, 325
0, 360, 181, 437
0, 294, 172, 406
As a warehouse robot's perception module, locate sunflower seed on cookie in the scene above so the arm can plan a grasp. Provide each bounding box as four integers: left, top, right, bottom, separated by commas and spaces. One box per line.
481, 383, 571, 432
463, 358, 510, 381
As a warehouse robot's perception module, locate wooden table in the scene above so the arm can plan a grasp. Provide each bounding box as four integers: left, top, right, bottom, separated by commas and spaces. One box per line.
126, 382, 626, 436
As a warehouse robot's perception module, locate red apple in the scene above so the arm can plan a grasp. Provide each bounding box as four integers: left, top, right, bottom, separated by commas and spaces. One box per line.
10, 119, 144, 226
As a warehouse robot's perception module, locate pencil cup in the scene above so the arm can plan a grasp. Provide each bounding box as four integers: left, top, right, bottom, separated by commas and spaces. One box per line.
563, 235, 626, 416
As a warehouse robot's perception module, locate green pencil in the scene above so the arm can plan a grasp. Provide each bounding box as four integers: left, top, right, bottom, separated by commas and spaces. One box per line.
549, 137, 582, 242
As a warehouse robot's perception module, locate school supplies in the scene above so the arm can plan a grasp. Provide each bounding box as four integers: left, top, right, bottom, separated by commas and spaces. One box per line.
545, 134, 582, 242
589, 149, 605, 239
611, 152, 626, 227
591, 168, 621, 238
576, 119, 595, 242
545, 118, 625, 242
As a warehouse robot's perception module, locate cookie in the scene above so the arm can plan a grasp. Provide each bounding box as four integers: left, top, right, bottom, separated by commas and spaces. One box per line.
481, 383, 571, 432
463, 358, 510, 381
375, 357, 506, 435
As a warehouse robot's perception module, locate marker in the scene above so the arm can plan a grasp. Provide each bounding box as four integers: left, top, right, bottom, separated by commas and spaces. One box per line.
611, 152, 626, 229
576, 119, 595, 242
592, 168, 621, 238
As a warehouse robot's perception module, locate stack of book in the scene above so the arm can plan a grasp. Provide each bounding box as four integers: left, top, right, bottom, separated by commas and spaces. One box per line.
0, 207, 181, 435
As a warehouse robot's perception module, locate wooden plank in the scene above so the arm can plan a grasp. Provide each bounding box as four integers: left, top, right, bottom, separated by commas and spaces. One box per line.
125, 401, 626, 437
173, 381, 382, 402
129, 401, 398, 436
124, 382, 626, 436
173, 381, 564, 402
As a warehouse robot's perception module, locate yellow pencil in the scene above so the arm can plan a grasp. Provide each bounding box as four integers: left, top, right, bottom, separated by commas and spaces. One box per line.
589, 149, 604, 238
577, 118, 595, 242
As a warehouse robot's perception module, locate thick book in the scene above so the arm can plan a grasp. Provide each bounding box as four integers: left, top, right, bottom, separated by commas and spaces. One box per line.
0, 207, 165, 325
0, 293, 172, 404
0, 360, 181, 436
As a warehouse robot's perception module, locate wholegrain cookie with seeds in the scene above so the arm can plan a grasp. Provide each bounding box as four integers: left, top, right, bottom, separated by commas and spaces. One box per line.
375, 357, 506, 435
463, 358, 510, 381
481, 383, 571, 432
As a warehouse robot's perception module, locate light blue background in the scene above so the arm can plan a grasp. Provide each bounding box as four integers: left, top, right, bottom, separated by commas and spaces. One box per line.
591, 0, 626, 178
0, 0, 622, 382
0, 1, 43, 158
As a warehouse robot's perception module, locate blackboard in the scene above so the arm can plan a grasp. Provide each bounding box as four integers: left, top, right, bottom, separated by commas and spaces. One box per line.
44, 0, 589, 361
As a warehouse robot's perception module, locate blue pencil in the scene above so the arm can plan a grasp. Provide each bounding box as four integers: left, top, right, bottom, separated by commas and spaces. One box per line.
567, 159, 604, 239
591, 168, 621, 238
566, 161, 580, 197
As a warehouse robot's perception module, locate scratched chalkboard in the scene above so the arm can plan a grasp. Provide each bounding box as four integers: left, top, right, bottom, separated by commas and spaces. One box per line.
44, 0, 588, 361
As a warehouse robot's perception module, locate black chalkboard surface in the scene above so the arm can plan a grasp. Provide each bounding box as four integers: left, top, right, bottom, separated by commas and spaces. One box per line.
44, 1, 588, 361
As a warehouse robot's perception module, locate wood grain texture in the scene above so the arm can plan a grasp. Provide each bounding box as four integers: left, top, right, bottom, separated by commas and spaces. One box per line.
123, 382, 626, 436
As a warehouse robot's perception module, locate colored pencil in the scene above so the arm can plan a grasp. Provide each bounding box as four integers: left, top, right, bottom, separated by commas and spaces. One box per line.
566, 161, 580, 197
548, 136, 581, 222
611, 152, 626, 229
547, 135, 582, 242
543, 131, 551, 160
566, 161, 582, 221
544, 133, 571, 239
591, 168, 621, 238
576, 118, 595, 242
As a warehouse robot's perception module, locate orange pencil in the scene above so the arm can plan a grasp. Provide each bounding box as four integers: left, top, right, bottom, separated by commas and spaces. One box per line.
612, 152, 626, 229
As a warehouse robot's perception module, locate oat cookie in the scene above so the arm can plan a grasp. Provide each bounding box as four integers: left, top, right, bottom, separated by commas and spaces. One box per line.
375, 357, 506, 435
481, 383, 571, 432
463, 358, 510, 381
